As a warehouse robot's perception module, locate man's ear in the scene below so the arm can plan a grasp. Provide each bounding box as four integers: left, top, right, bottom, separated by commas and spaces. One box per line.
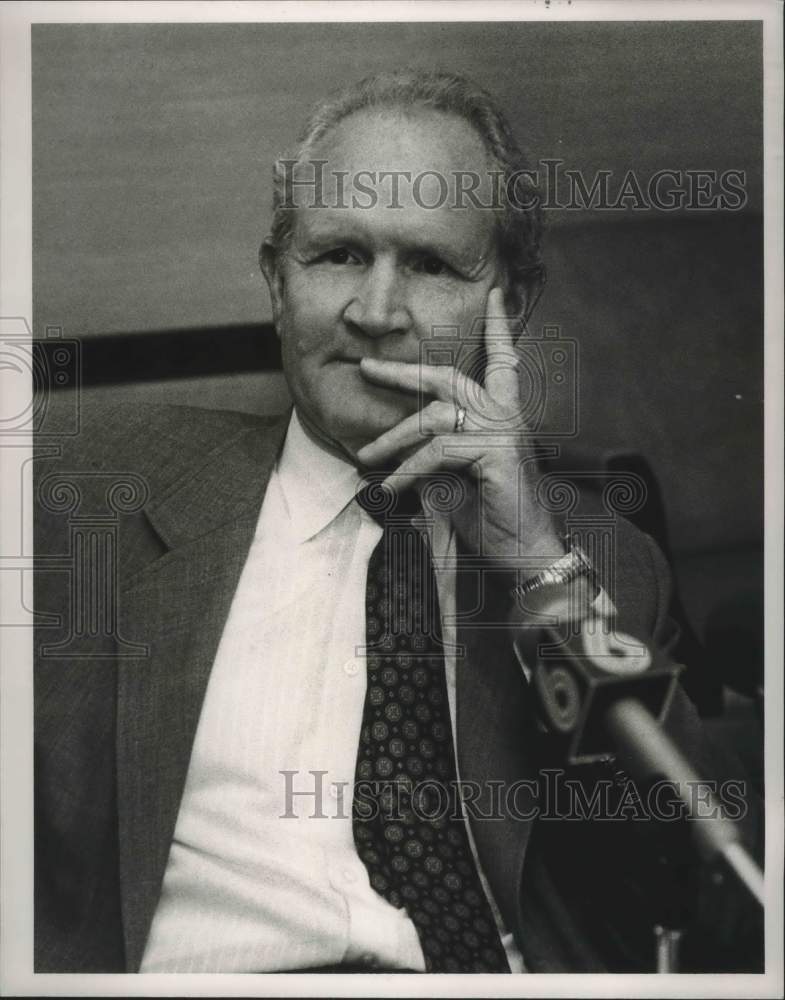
259, 238, 285, 329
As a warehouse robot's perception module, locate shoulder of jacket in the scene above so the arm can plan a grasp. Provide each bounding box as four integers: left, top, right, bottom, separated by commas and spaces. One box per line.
36, 399, 289, 496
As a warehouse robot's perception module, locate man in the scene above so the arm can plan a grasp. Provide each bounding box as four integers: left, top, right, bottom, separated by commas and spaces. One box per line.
34, 70, 761, 974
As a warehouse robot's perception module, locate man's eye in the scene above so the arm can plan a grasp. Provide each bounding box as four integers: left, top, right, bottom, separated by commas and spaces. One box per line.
323, 247, 357, 265
415, 256, 449, 277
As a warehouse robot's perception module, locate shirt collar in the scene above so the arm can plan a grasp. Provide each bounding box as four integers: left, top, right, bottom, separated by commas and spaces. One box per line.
276, 410, 363, 543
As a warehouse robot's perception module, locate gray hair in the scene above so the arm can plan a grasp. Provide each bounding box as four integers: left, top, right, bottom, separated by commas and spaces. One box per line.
268, 70, 545, 320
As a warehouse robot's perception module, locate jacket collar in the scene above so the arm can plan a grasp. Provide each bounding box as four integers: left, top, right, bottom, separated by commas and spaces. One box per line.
143, 412, 290, 550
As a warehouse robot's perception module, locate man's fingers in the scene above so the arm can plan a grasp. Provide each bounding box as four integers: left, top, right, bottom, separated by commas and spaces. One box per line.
381, 436, 479, 497
359, 356, 478, 405
483, 286, 521, 401
356, 402, 454, 466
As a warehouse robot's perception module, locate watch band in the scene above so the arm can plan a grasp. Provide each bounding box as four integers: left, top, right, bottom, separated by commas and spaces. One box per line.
512, 541, 597, 602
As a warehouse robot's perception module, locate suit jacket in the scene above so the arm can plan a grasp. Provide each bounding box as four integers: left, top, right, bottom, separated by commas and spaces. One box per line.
33, 401, 761, 973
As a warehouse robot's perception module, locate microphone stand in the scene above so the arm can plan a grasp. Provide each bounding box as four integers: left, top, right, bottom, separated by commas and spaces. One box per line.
514, 616, 764, 971
602, 692, 764, 907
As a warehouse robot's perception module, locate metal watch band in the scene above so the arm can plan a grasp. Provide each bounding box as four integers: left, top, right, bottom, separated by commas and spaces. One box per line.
512, 543, 596, 600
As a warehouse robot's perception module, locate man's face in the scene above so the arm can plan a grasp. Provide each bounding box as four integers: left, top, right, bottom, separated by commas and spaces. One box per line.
262, 108, 502, 460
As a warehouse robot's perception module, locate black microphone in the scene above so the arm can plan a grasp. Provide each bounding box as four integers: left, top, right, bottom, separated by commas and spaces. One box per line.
514, 616, 764, 906
515, 619, 682, 766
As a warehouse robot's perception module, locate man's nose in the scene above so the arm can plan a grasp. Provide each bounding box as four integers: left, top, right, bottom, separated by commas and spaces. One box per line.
342, 261, 411, 338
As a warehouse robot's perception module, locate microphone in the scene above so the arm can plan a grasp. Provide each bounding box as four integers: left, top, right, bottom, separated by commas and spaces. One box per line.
516, 620, 682, 766
514, 616, 764, 907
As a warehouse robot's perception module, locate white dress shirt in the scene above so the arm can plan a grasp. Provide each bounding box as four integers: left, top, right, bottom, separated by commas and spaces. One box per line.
141, 410, 524, 973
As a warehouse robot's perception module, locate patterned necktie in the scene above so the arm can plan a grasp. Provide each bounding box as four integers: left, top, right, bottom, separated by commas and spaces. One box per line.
352, 480, 511, 973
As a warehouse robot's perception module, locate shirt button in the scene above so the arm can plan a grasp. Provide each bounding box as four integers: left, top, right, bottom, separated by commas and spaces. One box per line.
344, 659, 359, 676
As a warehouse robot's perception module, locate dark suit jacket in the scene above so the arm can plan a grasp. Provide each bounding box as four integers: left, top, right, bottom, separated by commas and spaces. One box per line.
33, 401, 761, 973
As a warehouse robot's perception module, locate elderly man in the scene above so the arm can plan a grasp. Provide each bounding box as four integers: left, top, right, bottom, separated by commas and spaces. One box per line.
34, 71, 761, 974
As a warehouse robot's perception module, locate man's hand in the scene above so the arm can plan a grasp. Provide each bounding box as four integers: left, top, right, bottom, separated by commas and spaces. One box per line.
356, 287, 563, 570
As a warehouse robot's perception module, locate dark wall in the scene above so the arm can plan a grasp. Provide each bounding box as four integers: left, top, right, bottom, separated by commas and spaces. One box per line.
542, 214, 762, 553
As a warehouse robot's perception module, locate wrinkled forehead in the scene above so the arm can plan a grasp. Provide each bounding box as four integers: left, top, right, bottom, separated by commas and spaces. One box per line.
283, 107, 502, 213
314, 107, 493, 175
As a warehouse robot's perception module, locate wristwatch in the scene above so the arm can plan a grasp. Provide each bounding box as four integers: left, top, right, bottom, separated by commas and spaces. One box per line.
512, 539, 599, 604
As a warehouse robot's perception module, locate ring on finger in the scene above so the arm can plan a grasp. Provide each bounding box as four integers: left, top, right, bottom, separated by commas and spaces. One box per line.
453, 405, 467, 433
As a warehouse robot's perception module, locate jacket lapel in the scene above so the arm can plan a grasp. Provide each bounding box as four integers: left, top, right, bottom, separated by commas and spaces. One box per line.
115, 414, 288, 971
454, 560, 540, 952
